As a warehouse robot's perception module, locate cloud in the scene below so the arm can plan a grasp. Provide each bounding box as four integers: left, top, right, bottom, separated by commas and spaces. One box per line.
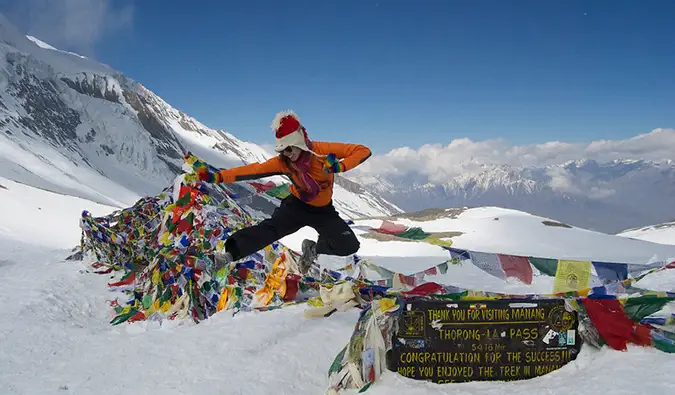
354, 128, 675, 185
544, 166, 616, 198
6, 0, 133, 55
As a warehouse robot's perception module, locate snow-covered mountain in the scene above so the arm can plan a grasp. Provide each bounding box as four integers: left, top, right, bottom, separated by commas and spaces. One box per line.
349, 158, 675, 233
0, 14, 401, 219
3, 176, 675, 394
618, 220, 675, 245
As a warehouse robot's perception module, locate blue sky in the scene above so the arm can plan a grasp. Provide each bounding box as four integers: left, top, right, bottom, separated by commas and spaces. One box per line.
3, 0, 675, 154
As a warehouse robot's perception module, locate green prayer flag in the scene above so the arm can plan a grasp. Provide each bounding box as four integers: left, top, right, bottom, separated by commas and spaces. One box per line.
653, 338, 675, 353
394, 227, 430, 240
110, 308, 138, 325
175, 191, 191, 207
159, 287, 172, 303
529, 257, 558, 276
622, 295, 675, 322
142, 294, 153, 309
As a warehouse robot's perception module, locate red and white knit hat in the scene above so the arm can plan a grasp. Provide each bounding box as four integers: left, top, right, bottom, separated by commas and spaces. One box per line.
271, 110, 311, 152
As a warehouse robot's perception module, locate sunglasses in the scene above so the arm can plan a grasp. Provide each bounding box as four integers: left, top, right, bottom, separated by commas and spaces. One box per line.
282, 146, 294, 154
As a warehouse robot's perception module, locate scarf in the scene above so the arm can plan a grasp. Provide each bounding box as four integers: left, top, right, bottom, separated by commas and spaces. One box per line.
289, 150, 321, 202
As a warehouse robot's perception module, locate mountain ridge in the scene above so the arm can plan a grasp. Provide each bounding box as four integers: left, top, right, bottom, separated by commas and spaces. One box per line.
4, 13, 672, 232
347, 155, 675, 233
0, 14, 402, 219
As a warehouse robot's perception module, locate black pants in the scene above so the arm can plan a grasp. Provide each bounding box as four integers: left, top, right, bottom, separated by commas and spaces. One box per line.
225, 195, 360, 261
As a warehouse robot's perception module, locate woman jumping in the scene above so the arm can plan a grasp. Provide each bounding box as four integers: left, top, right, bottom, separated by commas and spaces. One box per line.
196, 110, 372, 273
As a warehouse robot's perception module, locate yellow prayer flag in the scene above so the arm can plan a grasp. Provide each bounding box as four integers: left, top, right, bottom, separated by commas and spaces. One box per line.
553, 259, 592, 293
216, 288, 229, 312
160, 301, 171, 312
159, 231, 171, 245
378, 298, 397, 313
425, 237, 453, 248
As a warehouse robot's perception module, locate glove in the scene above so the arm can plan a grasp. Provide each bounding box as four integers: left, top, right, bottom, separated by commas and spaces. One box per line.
322, 153, 345, 173
196, 167, 223, 183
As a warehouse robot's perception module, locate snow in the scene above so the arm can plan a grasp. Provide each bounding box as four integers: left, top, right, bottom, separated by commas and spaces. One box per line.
0, 127, 146, 208
2, 168, 675, 394
349, 143, 675, 234
618, 222, 675, 245
280, 206, 675, 296
0, 14, 112, 75
25, 35, 57, 50
363, 346, 675, 395
392, 207, 675, 264
1, 13, 674, 395
0, 235, 359, 395
25, 35, 87, 59
1, 15, 400, 221
0, 177, 116, 248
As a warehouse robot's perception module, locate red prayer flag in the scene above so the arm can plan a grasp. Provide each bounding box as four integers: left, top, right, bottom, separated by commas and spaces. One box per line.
423, 267, 438, 275
283, 274, 301, 302
401, 282, 444, 296
580, 298, 653, 351
497, 254, 533, 284
175, 219, 192, 234
376, 220, 408, 235
128, 311, 146, 323
108, 272, 135, 287
398, 273, 416, 286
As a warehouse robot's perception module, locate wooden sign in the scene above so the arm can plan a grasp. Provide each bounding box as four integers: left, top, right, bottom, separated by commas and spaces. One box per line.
387, 298, 582, 383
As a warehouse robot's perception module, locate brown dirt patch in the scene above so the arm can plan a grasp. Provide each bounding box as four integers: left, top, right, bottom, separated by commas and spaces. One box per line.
542, 220, 572, 228
365, 207, 469, 222
360, 230, 464, 242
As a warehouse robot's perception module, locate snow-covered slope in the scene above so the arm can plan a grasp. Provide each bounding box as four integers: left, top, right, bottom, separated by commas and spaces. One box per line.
349, 156, 675, 233
618, 221, 675, 245
2, 179, 674, 395
0, 14, 400, 219
25, 34, 88, 59
0, 177, 116, 248
284, 206, 675, 271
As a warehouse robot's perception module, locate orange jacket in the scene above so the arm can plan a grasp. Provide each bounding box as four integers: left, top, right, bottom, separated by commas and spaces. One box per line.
215, 141, 372, 207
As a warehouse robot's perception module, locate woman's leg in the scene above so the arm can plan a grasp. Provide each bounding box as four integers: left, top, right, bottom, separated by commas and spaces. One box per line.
297, 205, 360, 274
225, 196, 308, 260
310, 205, 360, 256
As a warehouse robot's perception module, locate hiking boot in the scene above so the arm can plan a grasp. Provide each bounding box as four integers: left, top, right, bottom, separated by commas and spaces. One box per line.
298, 239, 317, 275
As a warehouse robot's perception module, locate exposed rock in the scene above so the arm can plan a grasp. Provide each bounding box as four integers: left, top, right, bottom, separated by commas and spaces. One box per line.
61, 74, 120, 103
542, 220, 572, 228
122, 88, 184, 159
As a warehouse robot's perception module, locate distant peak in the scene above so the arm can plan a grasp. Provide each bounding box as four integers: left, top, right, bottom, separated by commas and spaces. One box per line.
25, 34, 87, 59
25, 35, 57, 50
